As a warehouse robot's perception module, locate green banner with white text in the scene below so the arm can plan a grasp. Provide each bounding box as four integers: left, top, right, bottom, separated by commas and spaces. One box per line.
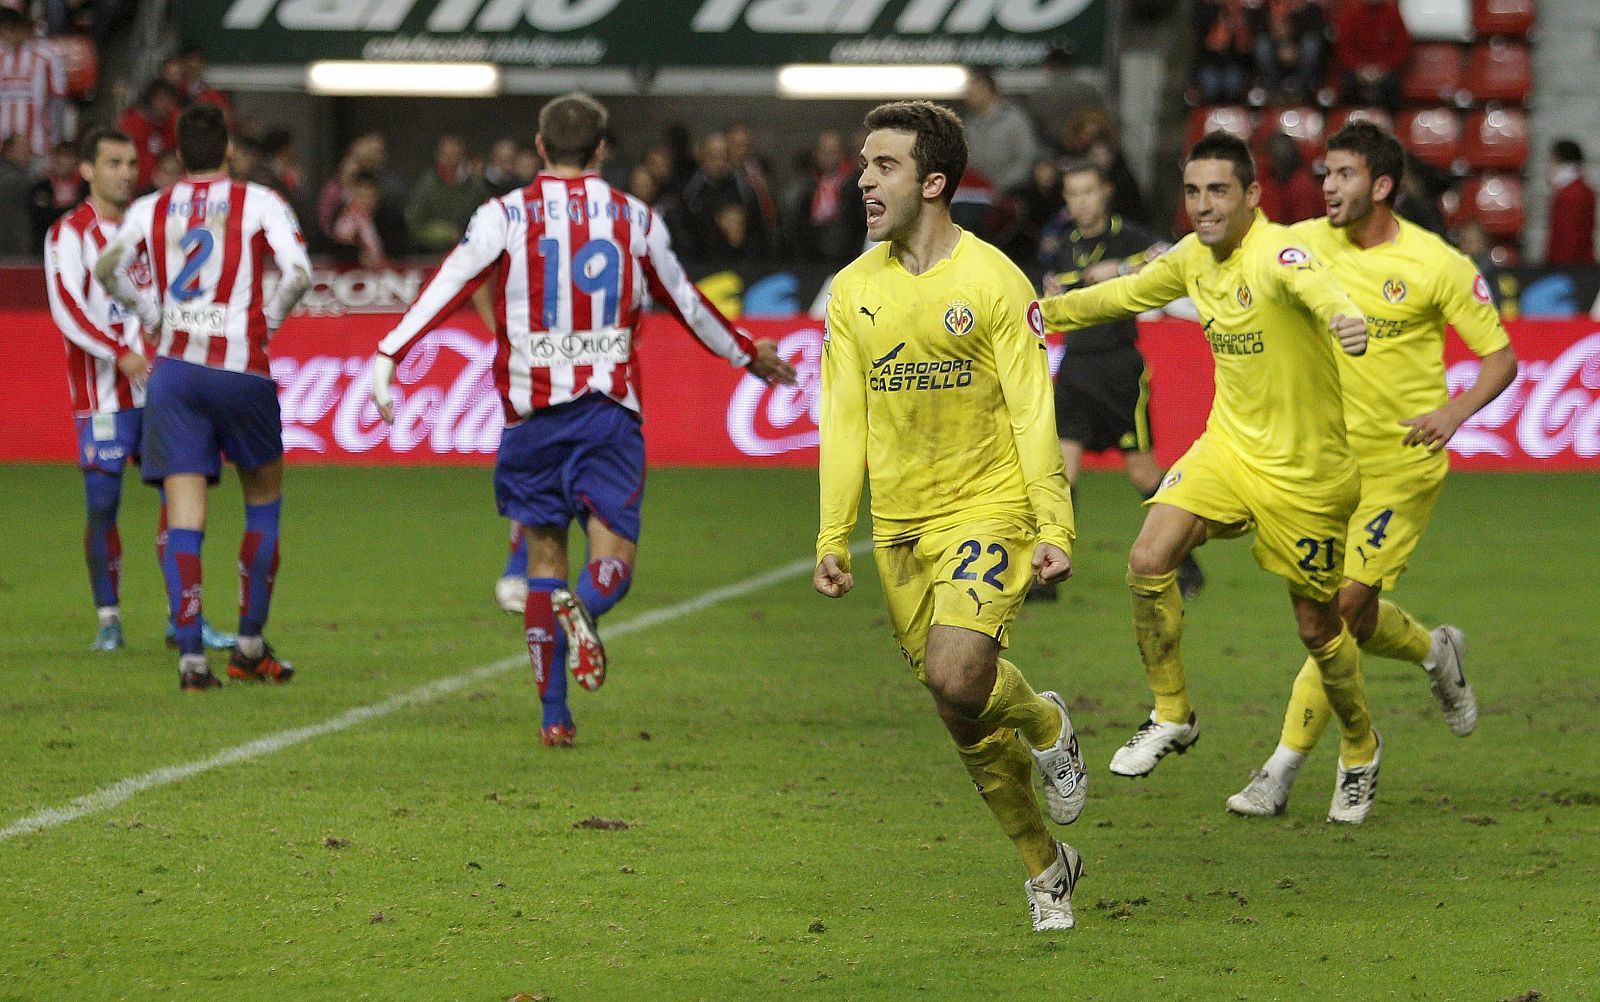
183, 0, 1108, 70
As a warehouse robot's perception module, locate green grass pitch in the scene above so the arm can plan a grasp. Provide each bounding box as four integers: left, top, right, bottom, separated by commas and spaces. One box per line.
1, 464, 1596, 1000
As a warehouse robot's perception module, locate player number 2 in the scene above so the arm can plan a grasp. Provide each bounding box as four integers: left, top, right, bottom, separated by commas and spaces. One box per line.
171, 228, 215, 303
953, 540, 1009, 589
1295, 536, 1338, 572
1363, 509, 1394, 549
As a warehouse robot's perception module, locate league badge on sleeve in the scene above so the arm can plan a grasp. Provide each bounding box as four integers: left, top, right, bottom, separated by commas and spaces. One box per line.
1276, 246, 1310, 266
1027, 300, 1045, 339
1472, 273, 1492, 304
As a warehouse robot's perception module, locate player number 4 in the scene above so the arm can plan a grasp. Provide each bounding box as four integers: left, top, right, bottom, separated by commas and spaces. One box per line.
1363, 509, 1394, 549
1295, 536, 1338, 572
953, 540, 1009, 589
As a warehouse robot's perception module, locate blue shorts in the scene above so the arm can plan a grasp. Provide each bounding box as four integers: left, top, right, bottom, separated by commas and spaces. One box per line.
75, 408, 142, 476
495, 394, 646, 542
141, 357, 283, 484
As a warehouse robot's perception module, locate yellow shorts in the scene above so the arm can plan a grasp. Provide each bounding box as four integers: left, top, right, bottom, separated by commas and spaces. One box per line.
1152, 434, 1360, 602
1342, 458, 1447, 591
873, 519, 1036, 682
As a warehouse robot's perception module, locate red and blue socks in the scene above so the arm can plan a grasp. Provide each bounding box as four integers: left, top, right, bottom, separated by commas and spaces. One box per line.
238, 499, 281, 640
524, 576, 572, 730
83, 471, 122, 613
576, 557, 631, 619
163, 527, 205, 656
503, 526, 527, 579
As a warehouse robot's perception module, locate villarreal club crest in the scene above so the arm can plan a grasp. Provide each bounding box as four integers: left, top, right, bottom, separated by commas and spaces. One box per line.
944, 301, 975, 337
1382, 277, 1407, 304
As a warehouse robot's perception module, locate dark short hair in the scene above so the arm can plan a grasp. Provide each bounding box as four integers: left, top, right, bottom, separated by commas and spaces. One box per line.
1326, 119, 1405, 203
538, 92, 607, 168
142, 78, 181, 107
177, 103, 229, 173
79, 127, 133, 163
1058, 157, 1109, 185
1552, 138, 1585, 165
1185, 130, 1256, 189
862, 100, 967, 206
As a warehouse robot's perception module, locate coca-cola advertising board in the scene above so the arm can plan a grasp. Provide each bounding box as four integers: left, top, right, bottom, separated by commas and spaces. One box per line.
6, 308, 1599, 470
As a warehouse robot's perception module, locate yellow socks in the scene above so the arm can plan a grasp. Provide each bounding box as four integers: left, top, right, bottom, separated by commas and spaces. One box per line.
1362, 599, 1434, 664
1279, 657, 1334, 753
1127, 567, 1191, 724
956, 728, 1057, 876
976, 658, 1062, 751
1310, 628, 1377, 765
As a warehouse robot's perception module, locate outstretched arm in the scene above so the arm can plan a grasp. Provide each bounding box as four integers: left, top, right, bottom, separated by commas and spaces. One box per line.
371, 201, 503, 422
814, 294, 867, 593
991, 286, 1075, 561
1038, 242, 1187, 331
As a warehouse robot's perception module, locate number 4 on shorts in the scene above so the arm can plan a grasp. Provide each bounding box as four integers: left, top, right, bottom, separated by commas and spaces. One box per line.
1364, 509, 1394, 549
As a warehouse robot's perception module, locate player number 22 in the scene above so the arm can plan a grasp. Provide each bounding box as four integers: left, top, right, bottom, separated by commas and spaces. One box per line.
953, 540, 1009, 589
1295, 536, 1338, 572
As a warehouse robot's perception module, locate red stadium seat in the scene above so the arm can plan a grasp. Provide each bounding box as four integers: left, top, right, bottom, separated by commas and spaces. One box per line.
1464, 38, 1532, 103
1325, 106, 1394, 136
1253, 106, 1325, 159
1473, 0, 1535, 37
1187, 105, 1252, 147
1460, 107, 1529, 170
1457, 174, 1526, 238
53, 35, 98, 100
1402, 43, 1466, 105
1397, 108, 1462, 171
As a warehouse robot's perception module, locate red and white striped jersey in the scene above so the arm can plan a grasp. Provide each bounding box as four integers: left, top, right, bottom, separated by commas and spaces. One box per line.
44, 202, 151, 416
108, 177, 310, 377
379, 172, 754, 423
0, 37, 64, 157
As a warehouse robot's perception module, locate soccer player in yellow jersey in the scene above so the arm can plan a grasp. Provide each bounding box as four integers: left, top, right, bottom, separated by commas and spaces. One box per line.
813, 101, 1089, 931
1227, 121, 1518, 818
1040, 131, 1385, 824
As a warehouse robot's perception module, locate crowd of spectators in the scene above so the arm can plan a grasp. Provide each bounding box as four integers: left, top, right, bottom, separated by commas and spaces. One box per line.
1191, 0, 1412, 109
0, 0, 1588, 276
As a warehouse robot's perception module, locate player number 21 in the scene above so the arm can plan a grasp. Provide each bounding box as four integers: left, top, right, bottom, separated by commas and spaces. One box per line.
953, 540, 1009, 589
1295, 536, 1338, 572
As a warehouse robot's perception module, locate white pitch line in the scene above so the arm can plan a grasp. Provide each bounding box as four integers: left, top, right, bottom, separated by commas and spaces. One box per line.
1, 546, 865, 842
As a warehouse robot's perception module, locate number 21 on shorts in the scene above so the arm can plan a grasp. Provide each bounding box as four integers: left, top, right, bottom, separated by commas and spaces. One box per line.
1295, 535, 1338, 572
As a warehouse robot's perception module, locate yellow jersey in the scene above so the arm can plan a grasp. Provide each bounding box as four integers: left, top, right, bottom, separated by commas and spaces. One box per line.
816, 230, 1074, 570
1289, 216, 1512, 472
1040, 211, 1360, 486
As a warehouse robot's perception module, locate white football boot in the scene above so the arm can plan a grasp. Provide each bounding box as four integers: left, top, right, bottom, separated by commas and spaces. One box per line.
495, 574, 528, 615
1327, 731, 1382, 825
1109, 710, 1200, 777
1025, 840, 1084, 932
1422, 625, 1476, 736
1226, 769, 1291, 817
1032, 691, 1088, 824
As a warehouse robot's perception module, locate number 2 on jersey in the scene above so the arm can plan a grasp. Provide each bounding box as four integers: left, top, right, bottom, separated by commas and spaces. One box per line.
171, 228, 215, 302
536, 237, 621, 327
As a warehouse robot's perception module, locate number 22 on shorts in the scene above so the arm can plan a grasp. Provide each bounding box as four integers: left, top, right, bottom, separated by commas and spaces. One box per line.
952, 539, 1009, 589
